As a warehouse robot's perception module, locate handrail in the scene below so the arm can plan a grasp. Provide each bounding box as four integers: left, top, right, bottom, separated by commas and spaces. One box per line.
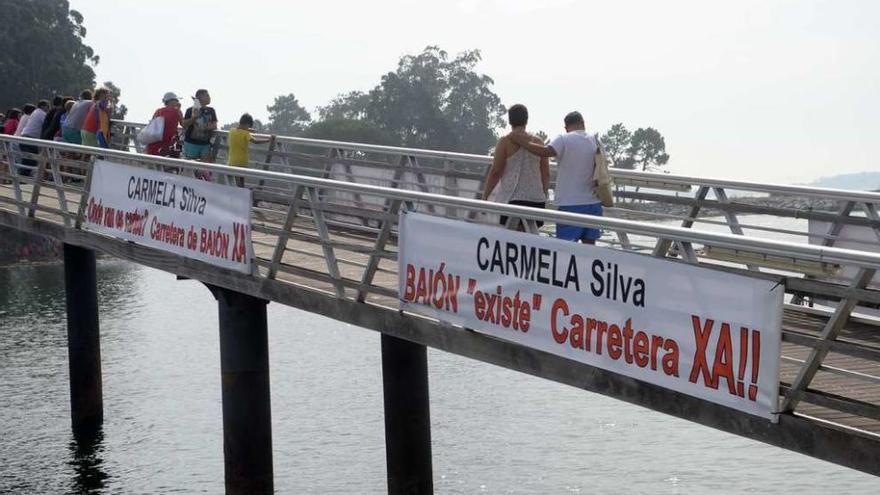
113, 120, 880, 202
113, 120, 494, 164
3, 134, 880, 271
611, 168, 880, 203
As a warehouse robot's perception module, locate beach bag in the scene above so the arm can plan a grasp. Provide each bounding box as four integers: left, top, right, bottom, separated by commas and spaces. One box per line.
593, 135, 614, 207
137, 116, 165, 145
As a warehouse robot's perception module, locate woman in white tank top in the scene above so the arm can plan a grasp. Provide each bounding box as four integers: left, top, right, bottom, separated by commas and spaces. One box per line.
482, 104, 550, 228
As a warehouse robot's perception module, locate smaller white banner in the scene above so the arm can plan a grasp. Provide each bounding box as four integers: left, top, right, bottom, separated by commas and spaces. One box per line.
809, 219, 880, 316
83, 160, 253, 273
809, 220, 880, 288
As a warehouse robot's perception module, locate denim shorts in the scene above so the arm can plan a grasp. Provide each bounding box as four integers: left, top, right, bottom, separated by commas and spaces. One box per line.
62, 127, 82, 144
556, 203, 603, 241
183, 141, 212, 159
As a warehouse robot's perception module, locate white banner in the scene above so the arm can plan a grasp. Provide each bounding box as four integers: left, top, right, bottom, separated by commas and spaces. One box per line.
809, 219, 880, 287
809, 219, 880, 316
398, 212, 783, 420
83, 160, 253, 273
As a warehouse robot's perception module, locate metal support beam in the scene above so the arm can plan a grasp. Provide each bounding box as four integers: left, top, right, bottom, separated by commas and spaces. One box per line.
615, 230, 634, 250
792, 200, 858, 305
306, 186, 346, 297
256, 134, 278, 190
713, 187, 758, 271
357, 199, 402, 302
1, 141, 26, 216
74, 157, 95, 229
862, 202, 880, 243
653, 185, 709, 257
63, 243, 103, 436
782, 268, 876, 412
267, 185, 305, 279
27, 148, 48, 218
381, 335, 433, 495
209, 286, 273, 495
47, 148, 72, 227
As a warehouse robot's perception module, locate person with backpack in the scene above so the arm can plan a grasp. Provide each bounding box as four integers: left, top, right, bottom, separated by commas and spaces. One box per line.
81, 88, 112, 148
40, 95, 67, 140
182, 89, 218, 162
62, 90, 94, 145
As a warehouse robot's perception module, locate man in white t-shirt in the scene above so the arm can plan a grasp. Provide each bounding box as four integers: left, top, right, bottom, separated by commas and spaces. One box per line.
510, 111, 602, 244
18, 100, 49, 138
17, 100, 50, 177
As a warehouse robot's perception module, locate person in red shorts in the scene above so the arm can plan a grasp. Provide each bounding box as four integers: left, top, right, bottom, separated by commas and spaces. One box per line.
146, 92, 184, 157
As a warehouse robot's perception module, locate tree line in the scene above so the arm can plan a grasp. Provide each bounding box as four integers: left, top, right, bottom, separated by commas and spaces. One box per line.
1, 1, 669, 169
0, 1, 128, 119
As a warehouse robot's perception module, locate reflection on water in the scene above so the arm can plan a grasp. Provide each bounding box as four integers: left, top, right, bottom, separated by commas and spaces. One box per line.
69, 428, 109, 494
1, 257, 879, 494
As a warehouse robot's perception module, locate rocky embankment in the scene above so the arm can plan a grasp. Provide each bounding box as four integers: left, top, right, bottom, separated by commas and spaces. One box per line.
610, 195, 839, 221
0, 226, 61, 265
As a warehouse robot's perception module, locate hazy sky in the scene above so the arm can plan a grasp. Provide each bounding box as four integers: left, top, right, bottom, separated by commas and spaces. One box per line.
74, 0, 878, 184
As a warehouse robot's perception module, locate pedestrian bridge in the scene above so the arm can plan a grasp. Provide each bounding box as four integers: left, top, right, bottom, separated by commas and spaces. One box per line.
1, 123, 879, 493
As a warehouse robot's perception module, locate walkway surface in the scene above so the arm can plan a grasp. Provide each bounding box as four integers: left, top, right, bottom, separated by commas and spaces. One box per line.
3, 180, 879, 436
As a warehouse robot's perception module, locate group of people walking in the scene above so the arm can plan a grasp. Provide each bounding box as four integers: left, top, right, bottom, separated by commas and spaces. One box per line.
141, 89, 219, 161
2, 90, 604, 238
484, 105, 605, 244
1, 89, 114, 175
137, 89, 271, 184
0, 89, 113, 148
0, 87, 270, 180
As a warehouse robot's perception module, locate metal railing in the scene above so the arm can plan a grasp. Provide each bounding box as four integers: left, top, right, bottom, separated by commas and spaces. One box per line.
109, 120, 880, 256
2, 132, 880, 439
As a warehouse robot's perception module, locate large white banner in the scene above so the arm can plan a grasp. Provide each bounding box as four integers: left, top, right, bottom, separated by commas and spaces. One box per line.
398, 212, 783, 420
83, 160, 253, 273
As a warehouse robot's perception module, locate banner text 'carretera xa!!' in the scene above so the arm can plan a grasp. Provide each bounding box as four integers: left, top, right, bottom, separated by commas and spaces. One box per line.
398, 212, 783, 420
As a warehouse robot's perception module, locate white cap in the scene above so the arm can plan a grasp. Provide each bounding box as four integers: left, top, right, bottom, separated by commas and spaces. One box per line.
162, 92, 179, 103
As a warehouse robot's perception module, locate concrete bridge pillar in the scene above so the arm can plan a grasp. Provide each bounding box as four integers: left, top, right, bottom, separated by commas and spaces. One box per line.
63, 243, 103, 437
208, 286, 273, 495
381, 335, 433, 494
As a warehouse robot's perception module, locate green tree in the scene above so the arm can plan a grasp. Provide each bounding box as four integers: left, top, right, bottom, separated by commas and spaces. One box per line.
221, 119, 265, 131
266, 93, 311, 136
317, 91, 370, 121
302, 118, 394, 146
601, 123, 635, 169
628, 127, 670, 171
0, 0, 99, 110
103, 80, 128, 120
322, 46, 505, 154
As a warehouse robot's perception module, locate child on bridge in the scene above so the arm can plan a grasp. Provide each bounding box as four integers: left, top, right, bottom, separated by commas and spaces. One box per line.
227, 113, 273, 187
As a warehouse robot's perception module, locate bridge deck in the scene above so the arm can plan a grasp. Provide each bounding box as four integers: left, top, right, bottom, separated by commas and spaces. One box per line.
2, 138, 880, 476
3, 179, 880, 436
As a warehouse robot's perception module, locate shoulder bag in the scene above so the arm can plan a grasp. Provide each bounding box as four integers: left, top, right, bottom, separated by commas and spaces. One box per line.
592, 134, 614, 207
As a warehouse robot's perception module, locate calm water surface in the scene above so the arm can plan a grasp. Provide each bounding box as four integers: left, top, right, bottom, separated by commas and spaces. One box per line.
1, 256, 878, 494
